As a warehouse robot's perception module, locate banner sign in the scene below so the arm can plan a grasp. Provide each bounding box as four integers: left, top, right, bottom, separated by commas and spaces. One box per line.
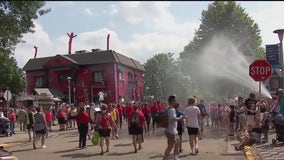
266, 44, 280, 69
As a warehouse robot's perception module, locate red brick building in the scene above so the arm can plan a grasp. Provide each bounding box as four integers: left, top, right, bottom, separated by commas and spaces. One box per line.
22, 49, 144, 104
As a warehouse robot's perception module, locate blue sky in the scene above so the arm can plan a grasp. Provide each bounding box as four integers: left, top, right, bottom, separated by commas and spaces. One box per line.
14, 1, 284, 68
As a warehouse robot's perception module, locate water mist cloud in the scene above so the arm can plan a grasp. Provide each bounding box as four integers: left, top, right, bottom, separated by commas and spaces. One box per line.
196, 33, 271, 98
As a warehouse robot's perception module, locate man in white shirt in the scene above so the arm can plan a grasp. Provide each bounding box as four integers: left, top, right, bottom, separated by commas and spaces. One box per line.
163, 95, 183, 160
184, 97, 201, 155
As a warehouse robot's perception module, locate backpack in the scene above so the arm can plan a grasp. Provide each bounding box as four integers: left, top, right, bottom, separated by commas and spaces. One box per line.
130, 112, 140, 127
34, 113, 45, 132
157, 107, 172, 128
100, 112, 110, 128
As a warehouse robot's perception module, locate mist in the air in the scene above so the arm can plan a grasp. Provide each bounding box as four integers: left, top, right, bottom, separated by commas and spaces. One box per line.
188, 33, 271, 99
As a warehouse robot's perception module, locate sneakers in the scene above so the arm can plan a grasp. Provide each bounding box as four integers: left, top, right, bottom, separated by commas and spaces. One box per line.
33, 143, 36, 149
42, 145, 47, 148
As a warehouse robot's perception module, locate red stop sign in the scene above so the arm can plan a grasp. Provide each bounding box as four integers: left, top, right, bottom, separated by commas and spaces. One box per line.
249, 60, 272, 81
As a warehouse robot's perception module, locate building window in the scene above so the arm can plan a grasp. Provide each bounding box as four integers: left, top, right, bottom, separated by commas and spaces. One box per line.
94, 71, 104, 83
35, 76, 44, 88
128, 72, 133, 81
134, 75, 138, 81
58, 74, 70, 83
119, 71, 123, 80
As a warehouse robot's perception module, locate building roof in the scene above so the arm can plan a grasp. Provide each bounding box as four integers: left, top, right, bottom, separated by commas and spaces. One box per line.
23, 50, 144, 71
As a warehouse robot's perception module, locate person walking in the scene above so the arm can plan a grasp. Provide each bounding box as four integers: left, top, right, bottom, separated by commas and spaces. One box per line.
196, 99, 206, 139
33, 106, 47, 149
163, 95, 183, 160
142, 103, 151, 135
128, 104, 146, 153
26, 107, 35, 142
8, 108, 16, 134
76, 106, 90, 149
184, 97, 201, 155
17, 106, 27, 132
174, 103, 185, 153
95, 104, 117, 155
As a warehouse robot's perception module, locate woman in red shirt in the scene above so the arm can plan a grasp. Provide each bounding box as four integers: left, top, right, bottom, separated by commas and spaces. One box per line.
142, 103, 151, 134
76, 106, 90, 149
8, 108, 16, 134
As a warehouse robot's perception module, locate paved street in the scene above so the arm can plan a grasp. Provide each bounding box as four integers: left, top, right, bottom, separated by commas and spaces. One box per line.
1, 124, 245, 160
253, 132, 284, 160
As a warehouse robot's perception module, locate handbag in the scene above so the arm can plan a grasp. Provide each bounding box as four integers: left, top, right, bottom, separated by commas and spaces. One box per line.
91, 131, 100, 145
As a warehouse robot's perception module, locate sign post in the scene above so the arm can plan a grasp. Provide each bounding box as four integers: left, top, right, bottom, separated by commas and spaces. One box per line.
249, 60, 272, 97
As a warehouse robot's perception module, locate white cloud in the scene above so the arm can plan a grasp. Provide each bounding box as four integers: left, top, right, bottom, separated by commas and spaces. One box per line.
14, 22, 188, 68
83, 8, 94, 16
15, 2, 198, 68
241, 2, 284, 46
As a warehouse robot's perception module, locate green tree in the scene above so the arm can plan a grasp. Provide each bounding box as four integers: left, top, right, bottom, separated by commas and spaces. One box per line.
0, 1, 50, 54
0, 51, 26, 93
179, 1, 264, 99
144, 53, 191, 102
0, 1, 49, 94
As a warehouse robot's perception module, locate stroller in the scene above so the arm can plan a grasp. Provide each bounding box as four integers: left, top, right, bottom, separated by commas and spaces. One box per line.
0, 117, 12, 137
271, 113, 284, 144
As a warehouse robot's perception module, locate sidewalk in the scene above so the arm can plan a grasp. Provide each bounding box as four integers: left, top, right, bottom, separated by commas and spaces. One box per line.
253, 133, 284, 160
0, 124, 60, 149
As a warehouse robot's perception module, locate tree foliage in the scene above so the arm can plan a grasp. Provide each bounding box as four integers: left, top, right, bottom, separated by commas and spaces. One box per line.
144, 53, 191, 102
179, 1, 264, 99
0, 51, 26, 93
0, 1, 50, 54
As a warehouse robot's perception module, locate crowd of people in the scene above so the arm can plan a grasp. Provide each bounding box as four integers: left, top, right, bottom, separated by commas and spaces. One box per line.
1, 89, 284, 160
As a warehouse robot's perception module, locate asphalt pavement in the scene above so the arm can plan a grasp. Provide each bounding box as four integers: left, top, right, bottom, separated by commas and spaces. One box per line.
1, 123, 246, 160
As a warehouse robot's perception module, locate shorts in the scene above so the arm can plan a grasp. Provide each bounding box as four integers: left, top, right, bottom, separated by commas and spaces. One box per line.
165, 131, 179, 144
187, 127, 199, 135
58, 118, 67, 124
152, 113, 159, 122
98, 128, 111, 137
128, 125, 143, 135
145, 114, 151, 124
69, 115, 77, 120
35, 129, 46, 135
177, 125, 183, 135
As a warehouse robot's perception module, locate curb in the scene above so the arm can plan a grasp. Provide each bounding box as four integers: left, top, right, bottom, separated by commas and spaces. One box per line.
244, 146, 262, 160
0, 143, 12, 149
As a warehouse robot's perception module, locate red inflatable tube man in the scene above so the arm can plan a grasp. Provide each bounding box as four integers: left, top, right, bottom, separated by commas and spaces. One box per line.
67, 32, 77, 54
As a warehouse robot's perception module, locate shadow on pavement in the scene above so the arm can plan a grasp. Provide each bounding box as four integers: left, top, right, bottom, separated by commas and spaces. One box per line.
61, 153, 101, 158
149, 153, 163, 159
108, 151, 135, 156
10, 148, 35, 153
220, 153, 243, 156
114, 143, 132, 147
54, 148, 79, 153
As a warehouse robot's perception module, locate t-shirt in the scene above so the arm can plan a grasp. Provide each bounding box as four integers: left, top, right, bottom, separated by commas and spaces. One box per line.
166, 107, 178, 135
184, 106, 200, 128
127, 110, 145, 128
176, 109, 184, 128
